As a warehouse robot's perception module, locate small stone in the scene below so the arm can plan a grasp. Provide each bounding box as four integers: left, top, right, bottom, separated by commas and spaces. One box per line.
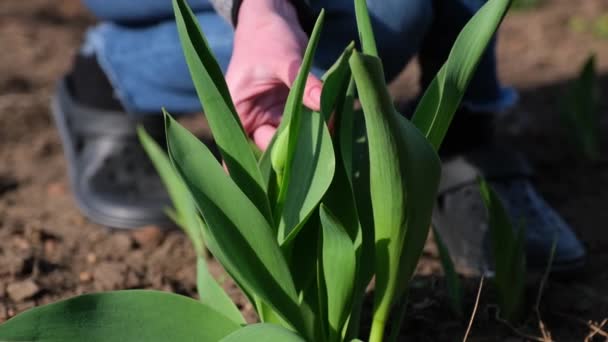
79, 271, 92, 283
43, 239, 56, 254
13, 237, 30, 251
7, 280, 39, 302
46, 182, 66, 197
108, 233, 133, 254
131, 225, 163, 249
93, 262, 127, 291
86, 253, 97, 264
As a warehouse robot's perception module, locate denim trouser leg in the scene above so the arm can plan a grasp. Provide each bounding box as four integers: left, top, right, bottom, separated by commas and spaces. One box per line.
81, 0, 515, 115
82, 0, 213, 23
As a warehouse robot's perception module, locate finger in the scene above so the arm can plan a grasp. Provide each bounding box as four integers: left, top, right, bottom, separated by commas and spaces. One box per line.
278, 59, 323, 112
252, 124, 277, 151
302, 73, 323, 112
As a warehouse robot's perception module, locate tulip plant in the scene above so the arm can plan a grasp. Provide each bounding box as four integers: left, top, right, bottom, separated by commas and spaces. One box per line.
0, 0, 511, 340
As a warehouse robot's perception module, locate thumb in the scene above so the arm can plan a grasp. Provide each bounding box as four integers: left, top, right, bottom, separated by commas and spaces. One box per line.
279, 58, 323, 112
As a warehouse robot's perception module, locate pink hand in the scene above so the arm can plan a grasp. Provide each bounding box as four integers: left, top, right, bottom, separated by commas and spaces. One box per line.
226, 0, 322, 151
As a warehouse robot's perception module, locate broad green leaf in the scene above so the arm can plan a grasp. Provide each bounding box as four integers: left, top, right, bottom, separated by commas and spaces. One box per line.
350, 52, 441, 340
278, 109, 335, 245
197, 256, 245, 325
274, 11, 325, 222
344, 108, 376, 341
0, 290, 239, 342
354, 0, 378, 57
412, 0, 511, 150
433, 226, 463, 317
320, 42, 355, 121
137, 126, 204, 256
479, 178, 526, 322
320, 204, 357, 342
164, 114, 312, 336
561, 54, 600, 160
172, 0, 271, 222
220, 324, 306, 342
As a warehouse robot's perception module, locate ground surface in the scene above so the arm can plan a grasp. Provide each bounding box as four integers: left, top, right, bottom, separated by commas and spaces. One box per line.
1, 0, 607, 340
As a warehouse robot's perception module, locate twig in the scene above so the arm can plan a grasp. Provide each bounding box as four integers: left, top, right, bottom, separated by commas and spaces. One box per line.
534, 235, 558, 342
496, 317, 548, 342
551, 312, 608, 341
584, 318, 608, 341
462, 276, 484, 342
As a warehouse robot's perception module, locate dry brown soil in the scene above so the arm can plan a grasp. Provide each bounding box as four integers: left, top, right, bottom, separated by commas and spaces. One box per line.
1, 0, 608, 340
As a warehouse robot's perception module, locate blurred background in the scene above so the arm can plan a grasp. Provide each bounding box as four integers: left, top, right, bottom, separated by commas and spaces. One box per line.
0, 0, 607, 340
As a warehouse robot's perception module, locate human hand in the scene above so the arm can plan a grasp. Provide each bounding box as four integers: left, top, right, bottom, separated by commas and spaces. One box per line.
226, 0, 323, 150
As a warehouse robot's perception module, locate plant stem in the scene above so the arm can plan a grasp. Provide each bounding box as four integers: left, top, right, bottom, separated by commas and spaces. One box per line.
369, 318, 386, 342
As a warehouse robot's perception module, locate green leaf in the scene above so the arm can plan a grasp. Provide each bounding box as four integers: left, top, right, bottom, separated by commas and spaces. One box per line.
0, 290, 239, 342
172, 0, 271, 222
478, 178, 526, 322
320, 204, 357, 342
197, 256, 245, 325
278, 109, 335, 245
350, 52, 441, 341
320, 42, 355, 121
274, 10, 325, 222
354, 0, 378, 57
432, 226, 463, 317
137, 126, 204, 256
412, 0, 511, 150
220, 324, 306, 342
561, 54, 600, 161
164, 114, 311, 336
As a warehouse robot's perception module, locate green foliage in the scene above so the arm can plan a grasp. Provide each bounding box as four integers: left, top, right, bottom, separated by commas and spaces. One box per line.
0, 0, 512, 341
433, 226, 464, 317
137, 126, 204, 255
0, 291, 241, 342
412, 0, 511, 150
479, 178, 526, 322
561, 54, 600, 161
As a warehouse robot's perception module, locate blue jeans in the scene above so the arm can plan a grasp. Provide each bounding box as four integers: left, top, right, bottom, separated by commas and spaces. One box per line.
82, 0, 516, 114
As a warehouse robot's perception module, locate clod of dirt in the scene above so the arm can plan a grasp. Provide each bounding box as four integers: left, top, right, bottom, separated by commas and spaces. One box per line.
6, 280, 39, 302
0, 254, 27, 277
92, 262, 127, 291
78, 271, 92, 283
131, 225, 164, 249
106, 233, 133, 255
0, 175, 18, 196
46, 182, 66, 197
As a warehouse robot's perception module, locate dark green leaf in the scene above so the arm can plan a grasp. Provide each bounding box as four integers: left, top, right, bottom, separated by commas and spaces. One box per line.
0, 290, 239, 342
412, 0, 511, 150
173, 0, 271, 221
320, 204, 356, 342
561, 54, 600, 160
164, 114, 310, 335
478, 178, 526, 322
277, 109, 335, 245
197, 256, 245, 325
350, 52, 441, 338
220, 324, 306, 342
137, 126, 204, 256
274, 10, 325, 222
433, 226, 463, 317
354, 0, 378, 56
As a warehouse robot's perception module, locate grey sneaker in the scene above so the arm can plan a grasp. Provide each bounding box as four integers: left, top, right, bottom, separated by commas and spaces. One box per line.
432, 145, 586, 276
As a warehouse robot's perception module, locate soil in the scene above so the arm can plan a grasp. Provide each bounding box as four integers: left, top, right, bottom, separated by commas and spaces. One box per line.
1, 0, 608, 340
